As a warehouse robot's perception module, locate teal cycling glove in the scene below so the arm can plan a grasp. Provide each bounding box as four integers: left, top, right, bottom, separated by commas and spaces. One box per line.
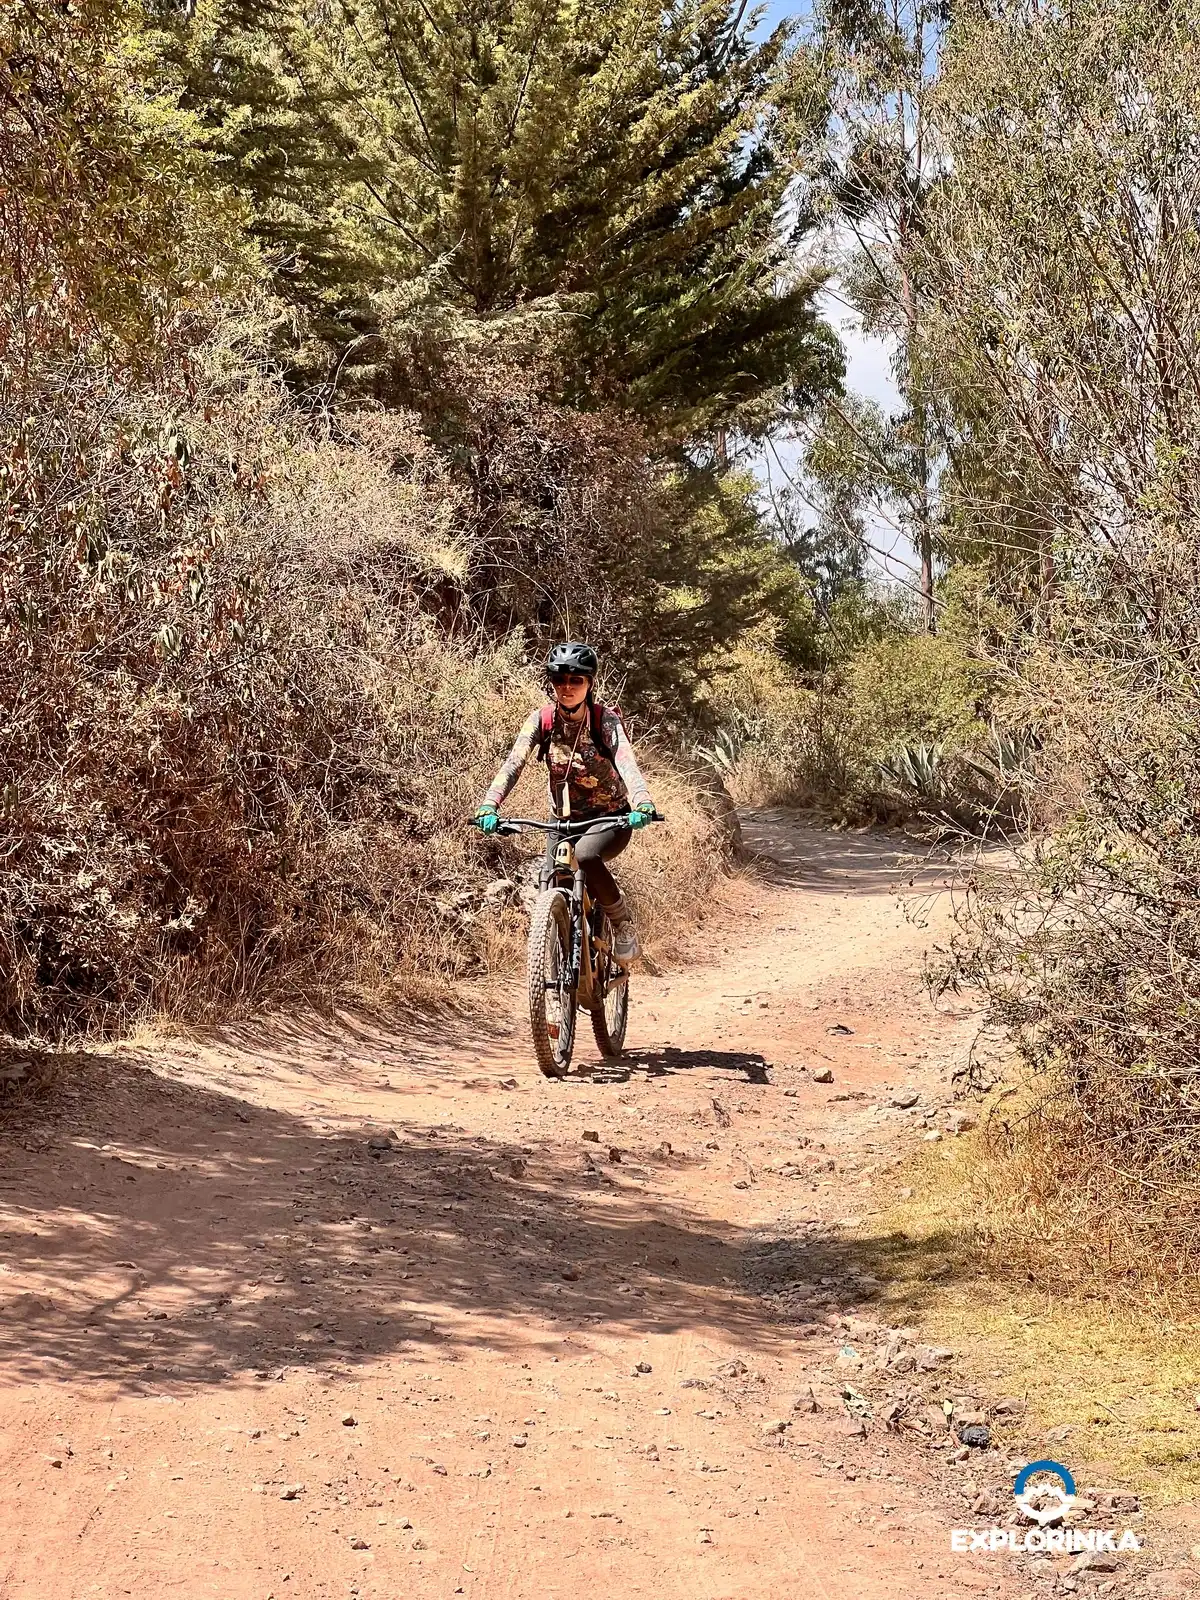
474, 805, 499, 835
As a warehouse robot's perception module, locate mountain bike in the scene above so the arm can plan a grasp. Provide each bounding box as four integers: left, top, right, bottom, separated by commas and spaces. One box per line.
493, 814, 664, 1079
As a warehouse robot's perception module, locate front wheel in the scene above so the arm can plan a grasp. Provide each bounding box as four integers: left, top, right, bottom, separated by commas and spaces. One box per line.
527, 890, 577, 1079
589, 907, 629, 1057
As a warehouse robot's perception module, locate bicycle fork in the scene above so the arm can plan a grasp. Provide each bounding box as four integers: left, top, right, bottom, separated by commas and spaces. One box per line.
570, 868, 596, 1011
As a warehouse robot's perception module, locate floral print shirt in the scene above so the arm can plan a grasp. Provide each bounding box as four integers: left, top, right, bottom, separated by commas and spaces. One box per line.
484, 703, 653, 820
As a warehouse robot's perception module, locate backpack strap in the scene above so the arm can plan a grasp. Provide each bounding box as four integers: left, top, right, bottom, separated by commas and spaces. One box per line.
534, 703, 556, 763
590, 701, 620, 765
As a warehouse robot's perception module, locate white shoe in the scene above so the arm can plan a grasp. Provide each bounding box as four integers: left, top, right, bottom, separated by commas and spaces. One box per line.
612, 922, 641, 962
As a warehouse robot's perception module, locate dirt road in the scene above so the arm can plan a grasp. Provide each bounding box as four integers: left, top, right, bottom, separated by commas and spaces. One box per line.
0, 812, 1017, 1600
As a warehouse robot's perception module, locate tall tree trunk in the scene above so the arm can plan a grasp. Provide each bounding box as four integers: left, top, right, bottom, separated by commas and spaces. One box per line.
918, 518, 935, 633
898, 260, 937, 633
914, 402, 935, 633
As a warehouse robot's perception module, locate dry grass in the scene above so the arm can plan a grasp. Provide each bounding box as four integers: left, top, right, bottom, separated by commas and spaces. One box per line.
851, 1116, 1200, 1508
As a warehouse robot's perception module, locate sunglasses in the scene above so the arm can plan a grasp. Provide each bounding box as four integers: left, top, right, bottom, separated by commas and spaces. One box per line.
550, 673, 591, 688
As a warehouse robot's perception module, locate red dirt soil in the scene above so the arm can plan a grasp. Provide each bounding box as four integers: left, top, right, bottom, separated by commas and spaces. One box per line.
0, 813, 1018, 1599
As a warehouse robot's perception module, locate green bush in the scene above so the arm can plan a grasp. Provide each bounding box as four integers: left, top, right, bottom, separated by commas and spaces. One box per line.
847, 631, 989, 757
703, 621, 993, 818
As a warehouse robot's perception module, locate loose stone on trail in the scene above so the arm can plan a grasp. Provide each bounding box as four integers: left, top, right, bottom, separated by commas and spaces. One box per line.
914, 1345, 955, 1370
957, 1422, 991, 1448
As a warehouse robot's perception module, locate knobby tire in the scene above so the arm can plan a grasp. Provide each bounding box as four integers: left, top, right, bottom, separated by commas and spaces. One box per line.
589, 908, 629, 1058
527, 889, 576, 1079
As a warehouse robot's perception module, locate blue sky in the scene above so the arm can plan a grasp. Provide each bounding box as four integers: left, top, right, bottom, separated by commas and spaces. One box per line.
753, 0, 812, 34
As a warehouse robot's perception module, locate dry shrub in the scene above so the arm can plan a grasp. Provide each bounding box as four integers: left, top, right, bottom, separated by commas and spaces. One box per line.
0, 328, 731, 1035
949, 1080, 1200, 1312
946, 648, 1200, 1304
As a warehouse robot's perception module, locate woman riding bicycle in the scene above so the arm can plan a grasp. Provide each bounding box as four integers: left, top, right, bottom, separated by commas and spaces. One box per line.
473, 643, 656, 962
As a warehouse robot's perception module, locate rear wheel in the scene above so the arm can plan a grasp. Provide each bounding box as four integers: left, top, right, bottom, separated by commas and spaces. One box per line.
589, 908, 629, 1057
527, 890, 576, 1079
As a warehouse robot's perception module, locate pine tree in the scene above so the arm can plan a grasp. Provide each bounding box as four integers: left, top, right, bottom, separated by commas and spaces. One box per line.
1, 0, 238, 367
180, 0, 841, 442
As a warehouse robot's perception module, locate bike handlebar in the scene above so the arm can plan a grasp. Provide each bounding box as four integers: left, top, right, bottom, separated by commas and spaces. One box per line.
493, 812, 665, 837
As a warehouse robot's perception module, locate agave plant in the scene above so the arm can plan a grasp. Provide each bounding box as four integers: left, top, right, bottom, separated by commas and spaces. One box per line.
878, 740, 947, 798
960, 724, 1038, 791
694, 712, 760, 775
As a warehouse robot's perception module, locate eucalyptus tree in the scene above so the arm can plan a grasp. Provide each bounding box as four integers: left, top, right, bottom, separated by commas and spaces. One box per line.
796, 0, 950, 629
925, 0, 1200, 1275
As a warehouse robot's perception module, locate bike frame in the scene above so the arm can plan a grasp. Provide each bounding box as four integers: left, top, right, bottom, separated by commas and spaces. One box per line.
495, 815, 634, 1011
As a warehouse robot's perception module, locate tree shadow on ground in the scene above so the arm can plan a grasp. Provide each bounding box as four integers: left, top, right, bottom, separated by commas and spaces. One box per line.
739, 809, 959, 899
585, 1047, 770, 1086
195, 992, 522, 1084
741, 1215, 986, 1330
0, 1045, 796, 1397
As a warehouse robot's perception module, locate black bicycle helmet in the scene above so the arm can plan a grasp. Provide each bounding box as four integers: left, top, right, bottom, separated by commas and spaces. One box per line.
546, 641, 599, 678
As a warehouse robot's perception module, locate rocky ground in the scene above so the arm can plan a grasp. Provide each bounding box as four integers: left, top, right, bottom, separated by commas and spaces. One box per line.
0, 812, 1191, 1599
